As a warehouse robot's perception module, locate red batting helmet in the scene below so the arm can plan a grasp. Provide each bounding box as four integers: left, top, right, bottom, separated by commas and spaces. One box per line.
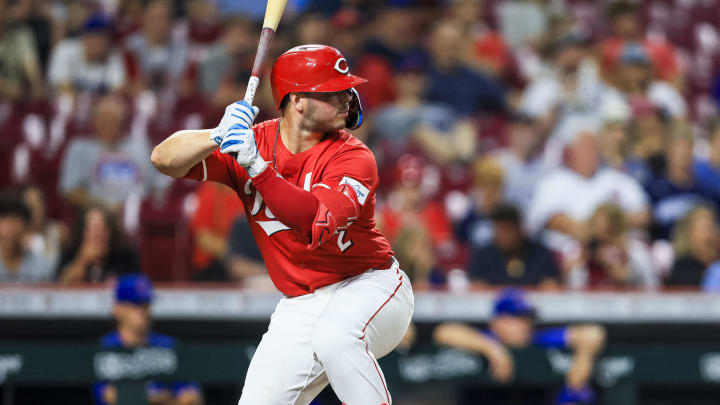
270, 44, 367, 129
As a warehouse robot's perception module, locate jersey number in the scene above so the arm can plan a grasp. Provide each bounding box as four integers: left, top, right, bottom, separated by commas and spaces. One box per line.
337, 231, 353, 252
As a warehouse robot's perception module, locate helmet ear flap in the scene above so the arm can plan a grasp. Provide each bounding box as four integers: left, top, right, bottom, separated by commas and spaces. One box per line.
345, 88, 363, 130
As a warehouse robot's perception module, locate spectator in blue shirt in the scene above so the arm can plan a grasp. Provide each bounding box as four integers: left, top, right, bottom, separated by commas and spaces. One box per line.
423, 19, 506, 116
643, 121, 719, 240
93, 274, 203, 405
433, 289, 605, 404
693, 118, 720, 198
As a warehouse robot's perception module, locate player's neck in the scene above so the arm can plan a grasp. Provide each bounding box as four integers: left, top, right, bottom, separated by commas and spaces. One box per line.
279, 115, 324, 154
117, 326, 148, 348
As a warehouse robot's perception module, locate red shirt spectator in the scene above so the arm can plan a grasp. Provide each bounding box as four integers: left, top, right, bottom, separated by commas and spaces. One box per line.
600, 37, 679, 82
599, 1, 681, 83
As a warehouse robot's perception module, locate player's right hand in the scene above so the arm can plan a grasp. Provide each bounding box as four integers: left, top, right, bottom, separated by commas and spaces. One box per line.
210, 100, 259, 146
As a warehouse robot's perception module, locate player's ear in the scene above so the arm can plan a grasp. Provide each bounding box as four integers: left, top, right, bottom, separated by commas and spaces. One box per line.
290, 93, 304, 114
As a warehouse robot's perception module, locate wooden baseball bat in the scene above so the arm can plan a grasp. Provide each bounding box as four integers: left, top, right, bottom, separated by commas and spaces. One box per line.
244, 0, 288, 104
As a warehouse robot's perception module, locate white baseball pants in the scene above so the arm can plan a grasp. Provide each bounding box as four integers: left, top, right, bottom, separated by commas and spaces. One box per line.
238, 259, 414, 405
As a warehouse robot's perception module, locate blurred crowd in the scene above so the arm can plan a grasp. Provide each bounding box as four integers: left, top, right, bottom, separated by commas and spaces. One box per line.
3, 0, 720, 292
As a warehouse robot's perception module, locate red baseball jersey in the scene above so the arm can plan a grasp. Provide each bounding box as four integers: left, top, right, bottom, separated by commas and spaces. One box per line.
183, 119, 394, 296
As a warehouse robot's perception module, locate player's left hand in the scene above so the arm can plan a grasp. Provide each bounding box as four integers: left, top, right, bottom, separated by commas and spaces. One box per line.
210, 100, 259, 146
217, 102, 267, 177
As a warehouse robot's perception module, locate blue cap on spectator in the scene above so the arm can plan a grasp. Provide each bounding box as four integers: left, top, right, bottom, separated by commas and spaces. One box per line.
115, 274, 153, 304
493, 289, 536, 318
83, 13, 111, 34
395, 54, 428, 74
620, 43, 650, 65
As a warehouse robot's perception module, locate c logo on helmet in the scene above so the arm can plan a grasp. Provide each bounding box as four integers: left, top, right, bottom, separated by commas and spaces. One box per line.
334, 58, 349, 74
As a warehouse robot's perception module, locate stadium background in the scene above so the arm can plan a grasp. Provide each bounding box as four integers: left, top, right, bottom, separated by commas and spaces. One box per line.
2, 0, 720, 404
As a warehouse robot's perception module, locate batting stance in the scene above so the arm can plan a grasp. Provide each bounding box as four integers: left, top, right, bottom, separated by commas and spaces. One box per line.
151, 45, 414, 405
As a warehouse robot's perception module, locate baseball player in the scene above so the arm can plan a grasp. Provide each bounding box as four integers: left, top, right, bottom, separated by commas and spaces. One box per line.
151, 45, 414, 405
433, 289, 605, 405
94, 274, 203, 405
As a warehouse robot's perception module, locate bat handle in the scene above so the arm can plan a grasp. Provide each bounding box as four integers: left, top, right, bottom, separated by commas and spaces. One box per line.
231, 76, 260, 162
244, 76, 260, 104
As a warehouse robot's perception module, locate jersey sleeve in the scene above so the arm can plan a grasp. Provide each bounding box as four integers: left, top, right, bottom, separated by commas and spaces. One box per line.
313, 147, 378, 208
182, 149, 248, 191
532, 327, 568, 349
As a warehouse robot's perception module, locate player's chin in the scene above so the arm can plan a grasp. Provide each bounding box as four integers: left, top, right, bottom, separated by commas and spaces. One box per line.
330, 115, 347, 130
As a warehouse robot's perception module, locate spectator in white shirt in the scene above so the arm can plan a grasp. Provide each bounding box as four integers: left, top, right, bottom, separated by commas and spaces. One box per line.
47, 13, 126, 95
520, 32, 628, 151
527, 123, 650, 254
0, 195, 53, 284
125, 0, 188, 92
59, 95, 158, 212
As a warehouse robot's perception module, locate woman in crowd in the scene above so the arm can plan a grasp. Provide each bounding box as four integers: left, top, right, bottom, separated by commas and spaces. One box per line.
57, 207, 138, 284
667, 205, 720, 288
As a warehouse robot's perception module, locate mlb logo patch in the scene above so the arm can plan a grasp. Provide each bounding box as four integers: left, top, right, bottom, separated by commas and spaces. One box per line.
340, 177, 369, 205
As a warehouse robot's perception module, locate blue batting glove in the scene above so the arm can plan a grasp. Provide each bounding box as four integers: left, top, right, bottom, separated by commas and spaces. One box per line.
217, 103, 267, 177
210, 100, 259, 146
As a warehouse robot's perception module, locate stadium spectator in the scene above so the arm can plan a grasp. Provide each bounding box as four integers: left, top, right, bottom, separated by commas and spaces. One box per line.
667, 205, 720, 288
355, 6, 420, 110
9, 0, 54, 73
455, 157, 506, 249
189, 182, 245, 281
377, 155, 453, 284
643, 121, 719, 240
599, 0, 680, 84
183, 0, 222, 49
597, 98, 633, 171
0, 0, 45, 101
111, 0, 145, 42
625, 98, 667, 183
434, 289, 605, 404
327, 6, 365, 65
467, 204, 561, 289
372, 56, 476, 164
449, 0, 516, 83
362, 6, 418, 68
568, 203, 658, 290
424, 19, 506, 116
0, 195, 54, 283
94, 273, 203, 405
225, 215, 270, 288
612, 44, 686, 119
693, 118, 720, 198
294, 13, 330, 45
124, 0, 188, 92
495, 0, 548, 51
199, 17, 255, 97
22, 186, 64, 271
491, 112, 550, 211
527, 124, 650, 253
47, 12, 126, 95
392, 218, 443, 287
59, 94, 158, 212
520, 32, 626, 155
55, 0, 94, 39
56, 207, 138, 284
